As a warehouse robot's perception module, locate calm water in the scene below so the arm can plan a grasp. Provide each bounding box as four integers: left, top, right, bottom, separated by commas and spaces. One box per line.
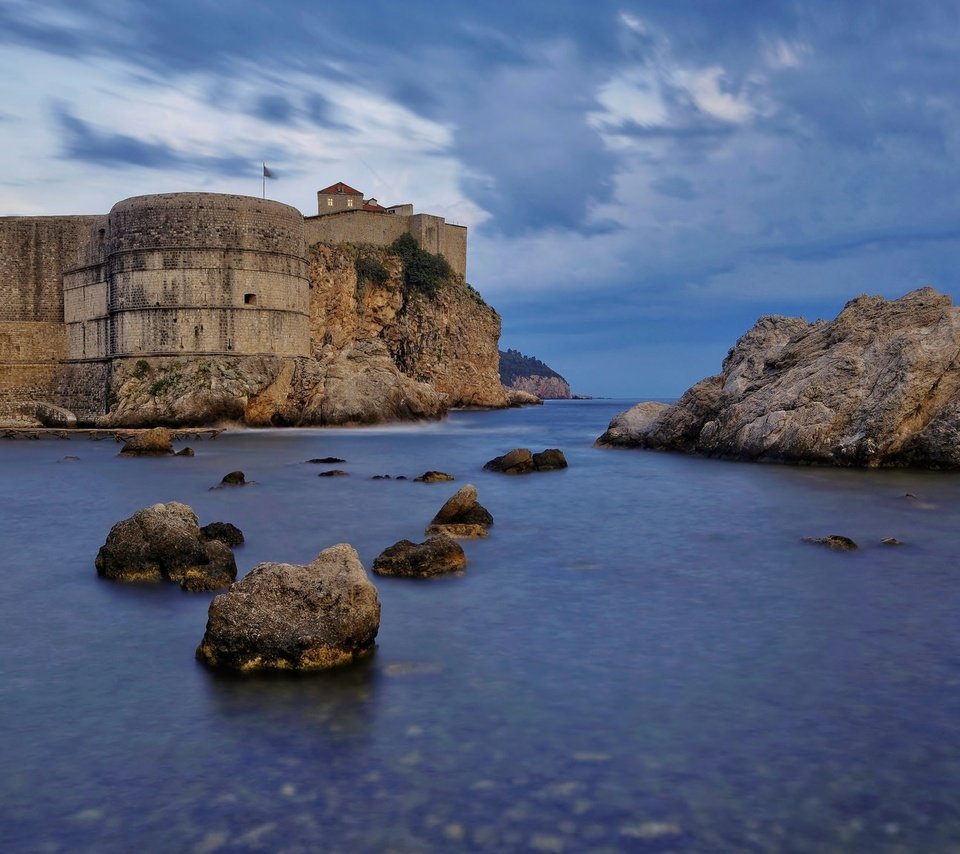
2, 400, 960, 853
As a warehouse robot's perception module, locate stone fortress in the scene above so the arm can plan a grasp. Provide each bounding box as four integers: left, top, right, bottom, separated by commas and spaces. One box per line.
0, 183, 470, 424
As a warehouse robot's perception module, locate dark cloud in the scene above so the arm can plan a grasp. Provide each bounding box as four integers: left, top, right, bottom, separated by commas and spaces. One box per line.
253, 94, 295, 125
54, 104, 254, 176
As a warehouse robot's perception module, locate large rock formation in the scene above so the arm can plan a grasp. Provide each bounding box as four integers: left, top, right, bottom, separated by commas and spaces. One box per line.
425, 484, 494, 538
598, 288, 960, 468
95, 502, 238, 591
499, 348, 572, 399
97, 241, 505, 427
196, 544, 380, 671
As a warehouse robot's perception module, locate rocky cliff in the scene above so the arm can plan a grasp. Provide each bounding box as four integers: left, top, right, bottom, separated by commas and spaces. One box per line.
598, 288, 960, 469
498, 348, 572, 399
99, 241, 506, 427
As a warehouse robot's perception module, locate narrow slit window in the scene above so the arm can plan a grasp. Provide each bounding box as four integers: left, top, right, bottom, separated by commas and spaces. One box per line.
244, 293, 257, 306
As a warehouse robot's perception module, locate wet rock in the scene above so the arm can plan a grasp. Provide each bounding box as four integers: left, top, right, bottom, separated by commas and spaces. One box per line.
880, 537, 904, 546
307, 457, 345, 464
318, 469, 348, 477
58, 455, 80, 463
95, 501, 237, 591
175, 447, 195, 457
395, 475, 408, 480
802, 534, 859, 551
483, 448, 568, 473
220, 470, 247, 486
201, 522, 245, 547
426, 484, 493, 538
372, 474, 392, 480
118, 427, 174, 457
373, 534, 466, 577
414, 471, 455, 483
196, 543, 380, 671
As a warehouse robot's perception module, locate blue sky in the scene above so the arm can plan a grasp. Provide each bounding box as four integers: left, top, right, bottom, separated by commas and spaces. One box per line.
1, 1, 958, 397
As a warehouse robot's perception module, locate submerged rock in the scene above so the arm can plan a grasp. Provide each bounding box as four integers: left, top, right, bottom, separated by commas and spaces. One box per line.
95, 502, 237, 591
318, 469, 348, 477
598, 288, 960, 469
426, 484, 493, 538
118, 427, 174, 457
307, 457, 346, 464
373, 534, 466, 577
414, 471, 455, 483
483, 448, 568, 473
802, 535, 859, 552
196, 544, 380, 672
219, 471, 248, 486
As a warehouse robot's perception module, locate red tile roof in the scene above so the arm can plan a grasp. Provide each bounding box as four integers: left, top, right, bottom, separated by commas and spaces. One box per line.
362, 202, 387, 212
318, 181, 363, 196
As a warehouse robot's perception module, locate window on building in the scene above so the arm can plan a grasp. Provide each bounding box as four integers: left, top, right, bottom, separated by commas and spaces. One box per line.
327, 198, 333, 206
347, 198, 354, 207
244, 293, 257, 306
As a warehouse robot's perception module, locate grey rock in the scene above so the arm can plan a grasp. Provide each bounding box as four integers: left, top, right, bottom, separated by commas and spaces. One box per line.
318, 469, 348, 477
95, 501, 237, 591
36, 402, 77, 429
598, 288, 960, 468
426, 484, 493, 538
196, 544, 380, 671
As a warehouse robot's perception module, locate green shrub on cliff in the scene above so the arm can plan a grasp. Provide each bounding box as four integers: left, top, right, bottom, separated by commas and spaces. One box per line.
387, 233, 451, 299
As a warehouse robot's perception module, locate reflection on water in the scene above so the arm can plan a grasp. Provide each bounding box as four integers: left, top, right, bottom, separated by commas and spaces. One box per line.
2, 401, 960, 851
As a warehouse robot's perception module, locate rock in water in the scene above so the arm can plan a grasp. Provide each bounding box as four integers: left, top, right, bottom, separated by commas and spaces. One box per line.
196, 544, 381, 672
118, 427, 174, 456
597, 288, 960, 469
504, 389, 543, 407
413, 471, 455, 483
201, 522, 245, 547
95, 502, 237, 590
373, 535, 467, 577
483, 448, 568, 473
803, 535, 859, 551
426, 484, 493, 538
220, 470, 247, 486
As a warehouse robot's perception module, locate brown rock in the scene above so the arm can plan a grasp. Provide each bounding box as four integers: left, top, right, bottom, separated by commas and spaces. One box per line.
505, 389, 543, 407
802, 535, 859, 552
426, 484, 493, 538
175, 447, 195, 457
414, 471, 455, 482
484, 448, 568, 473
318, 469, 348, 477
532, 449, 568, 471
201, 522, 245, 547
118, 427, 174, 456
196, 544, 380, 671
95, 502, 237, 590
220, 470, 247, 486
373, 535, 466, 577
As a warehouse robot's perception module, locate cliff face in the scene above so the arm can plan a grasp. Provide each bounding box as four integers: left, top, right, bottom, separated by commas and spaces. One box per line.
100, 242, 504, 426
598, 288, 960, 469
499, 349, 572, 399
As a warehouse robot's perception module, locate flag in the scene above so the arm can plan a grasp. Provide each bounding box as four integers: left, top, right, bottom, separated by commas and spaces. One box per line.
262, 163, 277, 179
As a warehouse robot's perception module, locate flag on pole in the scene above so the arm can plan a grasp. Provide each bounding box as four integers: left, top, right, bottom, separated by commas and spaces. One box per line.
262, 163, 276, 179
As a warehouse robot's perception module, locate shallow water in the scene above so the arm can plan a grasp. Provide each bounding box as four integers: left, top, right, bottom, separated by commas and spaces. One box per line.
2, 400, 960, 852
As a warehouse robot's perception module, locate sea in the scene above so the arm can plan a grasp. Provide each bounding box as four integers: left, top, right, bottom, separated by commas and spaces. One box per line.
2, 399, 960, 853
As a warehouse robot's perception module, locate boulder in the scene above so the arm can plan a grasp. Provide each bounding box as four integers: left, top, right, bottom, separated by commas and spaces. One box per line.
201, 521, 245, 547
597, 289, 960, 469
118, 427, 174, 456
220, 470, 247, 486
426, 484, 493, 538
318, 469, 348, 477
483, 448, 568, 473
175, 447, 195, 457
414, 471, 455, 483
505, 389, 543, 407
95, 502, 237, 591
35, 402, 77, 429
802, 535, 859, 552
307, 457, 346, 464
373, 534, 466, 577
196, 544, 380, 671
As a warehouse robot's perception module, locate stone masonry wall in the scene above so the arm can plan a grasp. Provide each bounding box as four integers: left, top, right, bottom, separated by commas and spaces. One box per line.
304, 210, 468, 278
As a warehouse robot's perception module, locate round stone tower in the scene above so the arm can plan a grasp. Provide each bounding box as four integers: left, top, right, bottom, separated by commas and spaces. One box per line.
103, 193, 309, 358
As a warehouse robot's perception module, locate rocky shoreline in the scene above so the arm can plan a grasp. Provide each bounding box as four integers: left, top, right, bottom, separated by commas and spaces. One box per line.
598, 288, 960, 469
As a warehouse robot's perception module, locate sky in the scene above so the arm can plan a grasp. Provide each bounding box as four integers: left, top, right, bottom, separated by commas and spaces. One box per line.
1, 1, 958, 398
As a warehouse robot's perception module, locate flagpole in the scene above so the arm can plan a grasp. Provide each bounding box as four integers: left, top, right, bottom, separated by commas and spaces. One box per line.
262, 162, 265, 199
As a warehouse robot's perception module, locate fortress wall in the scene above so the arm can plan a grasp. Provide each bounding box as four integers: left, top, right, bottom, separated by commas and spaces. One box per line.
304, 210, 468, 278
101, 193, 310, 359
57, 362, 110, 421
0, 215, 101, 322
304, 210, 409, 251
